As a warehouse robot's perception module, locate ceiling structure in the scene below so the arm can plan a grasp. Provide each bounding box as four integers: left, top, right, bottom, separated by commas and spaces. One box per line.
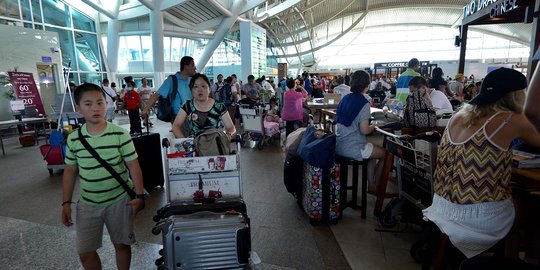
92, 0, 533, 69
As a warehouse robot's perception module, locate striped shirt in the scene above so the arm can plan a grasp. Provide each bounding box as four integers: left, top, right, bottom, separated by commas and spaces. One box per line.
433, 112, 513, 204
65, 123, 137, 206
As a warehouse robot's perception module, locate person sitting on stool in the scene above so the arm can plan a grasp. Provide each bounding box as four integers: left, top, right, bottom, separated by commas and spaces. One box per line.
335, 70, 387, 193
422, 68, 540, 267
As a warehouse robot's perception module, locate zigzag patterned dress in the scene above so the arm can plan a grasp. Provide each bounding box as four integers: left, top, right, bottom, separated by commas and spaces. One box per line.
423, 112, 515, 258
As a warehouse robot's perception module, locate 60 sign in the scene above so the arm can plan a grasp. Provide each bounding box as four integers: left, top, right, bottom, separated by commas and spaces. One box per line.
18, 85, 30, 92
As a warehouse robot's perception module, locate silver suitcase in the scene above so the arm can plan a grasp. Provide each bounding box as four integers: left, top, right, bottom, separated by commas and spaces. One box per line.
154, 211, 251, 270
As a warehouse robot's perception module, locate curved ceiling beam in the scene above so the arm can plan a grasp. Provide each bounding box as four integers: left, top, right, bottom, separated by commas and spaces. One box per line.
207, 0, 233, 17
273, 3, 464, 23
265, 0, 356, 31
273, 12, 368, 58
294, 7, 316, 62
253, 0, 302, 22
261, 22, 292, 65
276, 15, 304, 65
275, 22, 530, 59
265, 4, 463, 35
138, 0, 154, 11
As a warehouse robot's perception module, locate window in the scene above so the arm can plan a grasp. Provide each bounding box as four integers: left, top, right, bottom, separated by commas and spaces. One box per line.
163, 37, 170, 62
171, 37, 182, 62
74, 31, 100, 71
45, 26, 77, 70
20, 0, 32, 21
42, 0, 68, 27
0, 0, 20, 19
31, 0, 42, 23
79, 73, 101, 84
72, 8, 95, 32
141, 35, 152, 60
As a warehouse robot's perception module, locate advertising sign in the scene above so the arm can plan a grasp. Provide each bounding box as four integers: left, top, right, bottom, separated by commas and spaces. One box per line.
8, 71, 45, 115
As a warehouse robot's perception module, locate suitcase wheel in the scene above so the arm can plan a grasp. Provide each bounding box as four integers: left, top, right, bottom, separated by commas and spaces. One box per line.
155, 257, 164, 266
158, 248, 163, 256
151, 226, 161, 235
410, 240, 429, 263
378, 198, 401, 228
153, 214, 161, 222
48, 169, 53, 175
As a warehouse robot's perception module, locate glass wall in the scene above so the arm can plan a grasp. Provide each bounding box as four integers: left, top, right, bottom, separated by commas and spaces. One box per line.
0, 0, 106, 85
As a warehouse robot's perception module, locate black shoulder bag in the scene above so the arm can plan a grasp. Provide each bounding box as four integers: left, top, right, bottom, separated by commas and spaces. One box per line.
78, 128, 136, 199
157, 74, 178, 122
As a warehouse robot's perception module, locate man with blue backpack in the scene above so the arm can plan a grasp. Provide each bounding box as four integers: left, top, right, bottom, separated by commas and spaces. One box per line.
215, 76, 236, 123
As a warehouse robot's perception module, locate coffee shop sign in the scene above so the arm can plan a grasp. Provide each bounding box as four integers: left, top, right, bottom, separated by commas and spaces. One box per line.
463, 0, 519, 19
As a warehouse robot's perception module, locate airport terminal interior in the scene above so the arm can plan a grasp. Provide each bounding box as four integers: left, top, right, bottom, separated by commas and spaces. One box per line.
1, 0, 540, 269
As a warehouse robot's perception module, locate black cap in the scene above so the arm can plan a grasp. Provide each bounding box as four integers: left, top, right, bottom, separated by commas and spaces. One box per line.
469, 68, 527, 106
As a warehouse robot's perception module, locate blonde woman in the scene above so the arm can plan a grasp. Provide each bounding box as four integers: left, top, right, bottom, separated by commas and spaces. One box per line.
422, 68, 540, 267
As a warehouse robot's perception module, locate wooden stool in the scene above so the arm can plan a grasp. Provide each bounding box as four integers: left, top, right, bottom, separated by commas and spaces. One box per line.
373, 151, 399, 216
335, 155, 368, 219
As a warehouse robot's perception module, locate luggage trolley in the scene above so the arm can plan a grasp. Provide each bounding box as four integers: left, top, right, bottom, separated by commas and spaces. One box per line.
375, 127, 441, 229
239, 103, 279, 150
152, 136, 252, 270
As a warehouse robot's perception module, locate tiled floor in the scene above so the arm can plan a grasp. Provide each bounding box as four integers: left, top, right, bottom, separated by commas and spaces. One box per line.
0, 115, 423, 269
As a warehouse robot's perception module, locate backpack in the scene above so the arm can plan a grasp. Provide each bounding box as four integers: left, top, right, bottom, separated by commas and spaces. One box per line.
217, 84, 233, 106
403, 91, 437, 128
194, 128, 231, 156
157, 74, 178, 122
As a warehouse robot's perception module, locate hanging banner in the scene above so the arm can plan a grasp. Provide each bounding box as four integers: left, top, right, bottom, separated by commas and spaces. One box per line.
8, 71, 45, 116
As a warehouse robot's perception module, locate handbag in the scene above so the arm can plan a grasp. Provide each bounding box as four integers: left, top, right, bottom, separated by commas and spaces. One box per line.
157, 74, 178, 122
78, 128, 136, 199
297, 126, 336, 169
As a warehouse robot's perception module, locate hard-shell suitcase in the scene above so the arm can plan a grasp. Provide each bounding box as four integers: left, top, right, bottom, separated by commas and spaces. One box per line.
153, 211, 251, 270
132, 131, 164, 191
153, 199, 248, 222
302, 163, 341, 224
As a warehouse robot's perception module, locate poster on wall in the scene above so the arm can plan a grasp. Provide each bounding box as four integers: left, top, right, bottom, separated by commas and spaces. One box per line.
8, 71, 45, 115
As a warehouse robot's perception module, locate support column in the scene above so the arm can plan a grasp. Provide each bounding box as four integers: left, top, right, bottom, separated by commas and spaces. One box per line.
196, 0, 247, 72
458, 25, 468, 74
107, 19, 121, 84
150, 0, 165, 88
528, 0, 540, 80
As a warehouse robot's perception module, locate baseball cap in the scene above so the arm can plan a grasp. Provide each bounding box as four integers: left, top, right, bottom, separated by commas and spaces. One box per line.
469, 68, 527, 106
455, 73, 465, 80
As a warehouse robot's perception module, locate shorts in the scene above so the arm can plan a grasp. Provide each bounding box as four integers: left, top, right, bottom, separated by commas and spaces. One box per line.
106, 107, 115, 121
76, 195, 135, 254
361, 142, 373, 159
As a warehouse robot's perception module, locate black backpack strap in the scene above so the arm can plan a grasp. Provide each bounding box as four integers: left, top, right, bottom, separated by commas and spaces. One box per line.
78, 127, 136, 199
216, 136, 224, 155
170, 74, 178, 101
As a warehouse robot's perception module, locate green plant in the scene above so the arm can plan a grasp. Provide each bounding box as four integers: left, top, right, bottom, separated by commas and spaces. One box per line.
1, 69, 17, 100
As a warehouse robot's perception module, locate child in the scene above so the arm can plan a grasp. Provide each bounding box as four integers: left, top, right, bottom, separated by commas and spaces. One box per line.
264, 97, 280, 123
124, 81, 143, 134
61, 83, 146, 270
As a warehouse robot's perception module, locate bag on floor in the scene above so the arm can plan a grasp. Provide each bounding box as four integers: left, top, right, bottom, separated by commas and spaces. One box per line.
285, 127, 306, 154
194, 128, 231, 156
284, 153, 304, 199
19, 135, 36, 147
157, 74, 178, 122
